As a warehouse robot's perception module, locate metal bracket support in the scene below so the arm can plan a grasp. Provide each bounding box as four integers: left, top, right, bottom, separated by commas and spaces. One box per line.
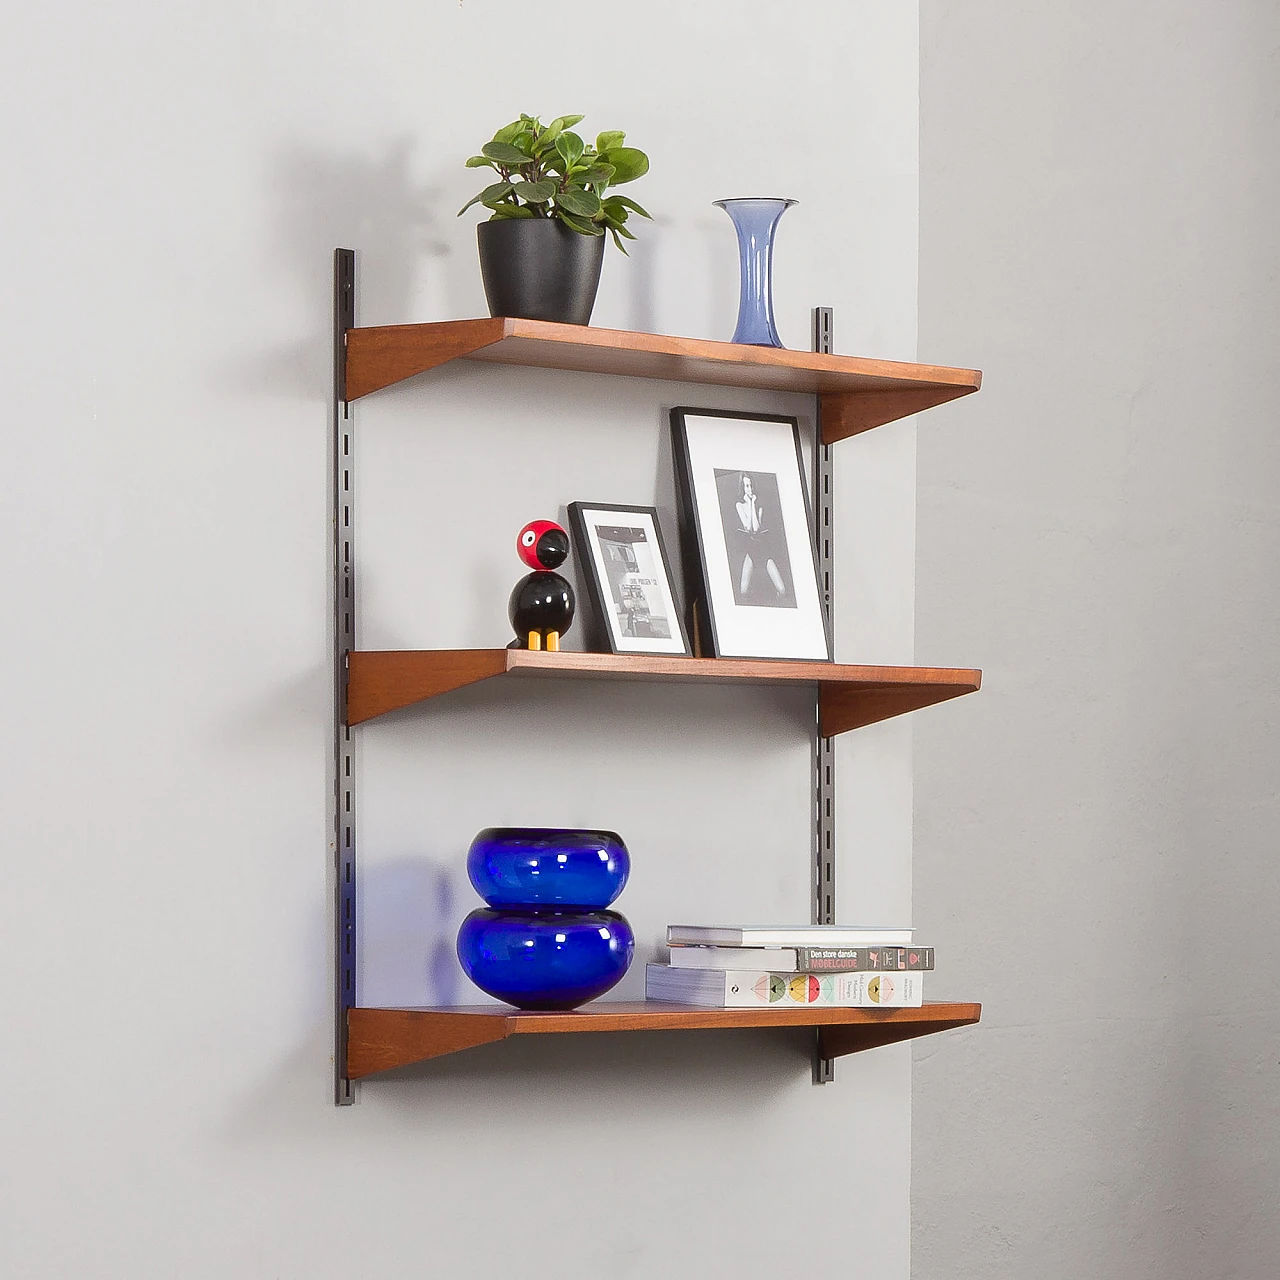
333, 249, 357, 1105
811, 305, 837, 1085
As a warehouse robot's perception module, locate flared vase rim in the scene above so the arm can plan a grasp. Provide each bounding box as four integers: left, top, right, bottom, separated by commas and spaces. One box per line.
713, 197, 799, 208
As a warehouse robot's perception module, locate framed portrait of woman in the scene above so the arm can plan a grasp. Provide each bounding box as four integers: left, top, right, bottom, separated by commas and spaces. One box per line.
670, 407, 831, 661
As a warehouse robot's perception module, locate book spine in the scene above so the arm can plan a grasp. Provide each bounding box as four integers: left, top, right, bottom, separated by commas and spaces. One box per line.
795, 946, 934, 972
667, 947, 800, 971
666, 927, 913, 948
646, 966, 924, 1008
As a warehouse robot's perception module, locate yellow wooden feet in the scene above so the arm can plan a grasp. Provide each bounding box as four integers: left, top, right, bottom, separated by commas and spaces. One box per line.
527, 631, 541, 651
545, 631, 560, 652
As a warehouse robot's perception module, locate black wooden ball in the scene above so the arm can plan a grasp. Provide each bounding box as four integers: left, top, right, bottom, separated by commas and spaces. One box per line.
509, 571, 575, 645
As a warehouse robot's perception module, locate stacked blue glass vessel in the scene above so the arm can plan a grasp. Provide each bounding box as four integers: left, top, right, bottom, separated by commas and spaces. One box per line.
456, 827, 635, 1010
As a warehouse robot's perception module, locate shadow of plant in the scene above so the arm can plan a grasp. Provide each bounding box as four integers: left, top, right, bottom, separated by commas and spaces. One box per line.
230, 137, 452, 401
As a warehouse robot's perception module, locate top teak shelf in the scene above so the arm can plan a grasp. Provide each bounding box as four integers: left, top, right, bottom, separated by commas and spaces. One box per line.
342, 318, 982, 442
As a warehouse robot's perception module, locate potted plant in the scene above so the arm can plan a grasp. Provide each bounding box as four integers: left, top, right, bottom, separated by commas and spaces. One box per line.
458, 113, 651, 326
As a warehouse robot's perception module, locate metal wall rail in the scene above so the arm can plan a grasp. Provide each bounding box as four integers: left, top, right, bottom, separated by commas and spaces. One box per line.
333, 249, 357, 1105
811, 305, 837, 1086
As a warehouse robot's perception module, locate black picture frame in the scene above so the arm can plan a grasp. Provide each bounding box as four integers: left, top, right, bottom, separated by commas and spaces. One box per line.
567, 502, 691, 656
670, 407, 832, 661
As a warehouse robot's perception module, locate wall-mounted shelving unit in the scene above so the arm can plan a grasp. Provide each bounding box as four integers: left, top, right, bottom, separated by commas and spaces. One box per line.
332, 250, 984, 1103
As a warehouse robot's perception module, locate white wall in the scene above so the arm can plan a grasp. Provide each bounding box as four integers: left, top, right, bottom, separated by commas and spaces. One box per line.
2, 4, 925, 1276
913, 2, 1280, 1276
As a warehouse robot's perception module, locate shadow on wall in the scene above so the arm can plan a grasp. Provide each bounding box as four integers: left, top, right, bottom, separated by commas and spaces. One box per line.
230, 137, 453, 401
222, 1022, 806, 1146
359, 853, 465, 1007
236, 135, 733, 403
272, 138, 449, 323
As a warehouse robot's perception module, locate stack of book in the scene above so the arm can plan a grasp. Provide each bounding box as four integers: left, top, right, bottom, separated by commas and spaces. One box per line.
646, 924, 934, 1009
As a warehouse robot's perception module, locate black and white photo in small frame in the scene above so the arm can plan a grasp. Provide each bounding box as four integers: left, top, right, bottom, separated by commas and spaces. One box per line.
566, 502, 690, 656
670, 407, 831, 661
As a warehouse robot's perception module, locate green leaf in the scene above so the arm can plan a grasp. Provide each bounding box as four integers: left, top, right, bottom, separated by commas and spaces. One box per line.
574, 164, 616, 185
558, 211, 605, 236
554, 131, 585, 167
538, 114, 584, 149
601, 201, 638, 233
606, 193, 652, 219
465, 155, 495, 169
482, 141, 532, 166
557, 188, 601, 217
512, 179, 557, 204
609, 227, 630, 255
493, 120, 525, 144
596, 130, 625, 153
457, 180, 513, 216
489, 204, 536, 220
599, 146, 648, 184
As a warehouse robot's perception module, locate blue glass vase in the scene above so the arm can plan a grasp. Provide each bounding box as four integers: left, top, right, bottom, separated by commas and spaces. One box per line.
714, 197, 797, 348
457, 908, 635, 1011
467, 827, 629, 909
457, 827, 635, 1009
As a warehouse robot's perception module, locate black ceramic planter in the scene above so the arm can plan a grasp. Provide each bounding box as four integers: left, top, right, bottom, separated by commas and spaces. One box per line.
477, 218, 606, 326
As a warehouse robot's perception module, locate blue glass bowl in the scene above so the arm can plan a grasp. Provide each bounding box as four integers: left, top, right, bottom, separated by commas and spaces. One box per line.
456, 908, 635, 1010
467, 827, 630, 909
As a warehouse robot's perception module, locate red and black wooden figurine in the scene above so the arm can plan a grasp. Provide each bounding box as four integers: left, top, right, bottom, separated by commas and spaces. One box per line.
509, 519, 576, 652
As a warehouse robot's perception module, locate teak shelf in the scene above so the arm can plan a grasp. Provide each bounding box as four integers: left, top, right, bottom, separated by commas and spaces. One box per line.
342, 317, 982, 442
346, 648, 982, 732
346, 1001, 983, 1078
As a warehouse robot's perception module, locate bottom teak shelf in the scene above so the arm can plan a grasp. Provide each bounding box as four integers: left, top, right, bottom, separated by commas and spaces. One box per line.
345, 1000, 982, 1079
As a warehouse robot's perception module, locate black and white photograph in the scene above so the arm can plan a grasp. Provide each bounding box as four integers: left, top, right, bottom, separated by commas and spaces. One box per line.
671, 408, 830, 660
713, 468, 797, 609
567, 502, 690, 656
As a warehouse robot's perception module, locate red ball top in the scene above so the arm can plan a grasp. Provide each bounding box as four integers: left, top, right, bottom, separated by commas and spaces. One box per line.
516, 519, 570, 570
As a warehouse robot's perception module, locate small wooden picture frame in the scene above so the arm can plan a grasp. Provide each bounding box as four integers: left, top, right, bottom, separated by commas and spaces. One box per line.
567, 502, 691, 656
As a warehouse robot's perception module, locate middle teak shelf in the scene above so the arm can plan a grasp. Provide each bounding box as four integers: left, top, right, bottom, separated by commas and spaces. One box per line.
346, 649, 981, 733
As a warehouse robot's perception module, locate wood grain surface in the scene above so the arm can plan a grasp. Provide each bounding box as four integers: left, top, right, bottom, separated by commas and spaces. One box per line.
343, 318, 981, 438
345, 648, 981, 728
346, 1000, 982, 1078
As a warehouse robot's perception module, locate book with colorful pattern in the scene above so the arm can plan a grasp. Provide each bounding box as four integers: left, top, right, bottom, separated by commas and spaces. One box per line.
645, 963, 924, 1008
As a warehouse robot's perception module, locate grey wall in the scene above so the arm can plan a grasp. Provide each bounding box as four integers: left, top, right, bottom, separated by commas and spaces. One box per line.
2, 3, 928, 1277
913, 3, 1280, 1277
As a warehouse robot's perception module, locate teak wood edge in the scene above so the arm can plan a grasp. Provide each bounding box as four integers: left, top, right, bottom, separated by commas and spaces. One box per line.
342, 318, 981, 440
345, 648, 982, 730
346, 1001, 982, 1079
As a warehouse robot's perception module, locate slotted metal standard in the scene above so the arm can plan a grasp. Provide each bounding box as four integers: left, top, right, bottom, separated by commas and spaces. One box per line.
332, 250, 357, 1105
331, 249, 847, 1101
811, 305, 838, 1086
